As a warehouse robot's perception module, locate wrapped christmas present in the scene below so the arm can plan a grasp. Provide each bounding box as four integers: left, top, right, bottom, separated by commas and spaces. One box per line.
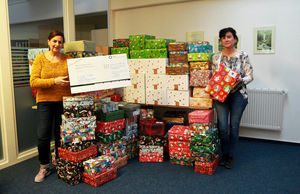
166, 63, 189, 75
113, 39, 130, 48
162, 111, 185, 124
194, 154, 219, 175
58, 145, 97, 163
130, 49, 147, 59
112, 155, 128, 169
61, 116, 96, 130
189, 70, 211, 87
95, 101, 119, 114
124, 123, 138, 137
168, 125, 191, 142
139, 135, 167, 146
169, 157, 193, 166
145, 38, 176, 49
96, 119, 125, 134
96, 46, 109, 55
61, 127, 95, 144
96, 109, 124, 122
187, 41, 213, 53
189, 122, 214, 132
139, 145, 163, 153
139, 152, 163, 162
110, 94, 121, 102
166, 75, 189, 91
169, 149, 192, 158
190, 143, 220, 155
189, 97, 213, 109
144, 48, 168, 58
168, 42, 188, 51
190, 128, 219, 144
187, 53, 212, 62
97, 139, 125, 155
118, 102, 140, 118
83, 155, 115, 176
122, 136, 139, 159
60, 140, 96, 152
63, 96, 94, 118
56, 157, 83, 185
188, 110, 214, 124
167, 90, 190, 107
169, 51, 188, 63
189, 62, 210, 70
96, 129, 124, 144
139, 119, 166, 137
129, 34, 155, 50
111, 47, 130, 58
147, 58, 168, 74
65, 51, 98, 58
193, 87, 211, 98
192, 152, 218, 163
205, 63, 240, 102
64, 40, 96, 52
140, 109, 154, 119
82, 168, 117, 187
145, 89, 168, 105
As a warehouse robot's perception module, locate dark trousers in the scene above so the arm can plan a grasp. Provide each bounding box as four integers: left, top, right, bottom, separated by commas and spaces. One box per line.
37, 102, 63, 165
214, 91, 248, 157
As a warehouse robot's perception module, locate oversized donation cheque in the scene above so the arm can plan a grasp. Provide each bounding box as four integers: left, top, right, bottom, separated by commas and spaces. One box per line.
205, 64, 240, 102
67, 54, 131, 94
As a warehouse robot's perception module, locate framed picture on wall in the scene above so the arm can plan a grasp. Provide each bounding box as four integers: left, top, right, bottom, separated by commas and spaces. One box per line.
254, 26, 275, 54
214, 35, 241, 53
186, 31, 204, 42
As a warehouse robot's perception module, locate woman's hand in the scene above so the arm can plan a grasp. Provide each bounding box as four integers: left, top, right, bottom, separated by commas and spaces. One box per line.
54, 76, 70, 86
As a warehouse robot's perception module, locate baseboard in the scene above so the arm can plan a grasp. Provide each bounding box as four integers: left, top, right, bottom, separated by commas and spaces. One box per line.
239, 136, 300, 145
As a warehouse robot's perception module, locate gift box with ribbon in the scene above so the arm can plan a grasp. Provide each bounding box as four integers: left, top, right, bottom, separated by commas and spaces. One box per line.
139, 119, 166, 137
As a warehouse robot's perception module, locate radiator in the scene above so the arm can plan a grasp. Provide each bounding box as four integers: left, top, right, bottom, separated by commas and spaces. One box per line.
240, 88, 287, 130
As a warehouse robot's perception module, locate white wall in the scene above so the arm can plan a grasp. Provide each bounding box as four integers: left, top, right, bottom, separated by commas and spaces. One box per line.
9, 0, 108, 24
111, 0, 300, 143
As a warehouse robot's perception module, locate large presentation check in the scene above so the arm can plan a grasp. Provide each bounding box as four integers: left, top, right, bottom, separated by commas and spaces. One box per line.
67, 54, 131, 94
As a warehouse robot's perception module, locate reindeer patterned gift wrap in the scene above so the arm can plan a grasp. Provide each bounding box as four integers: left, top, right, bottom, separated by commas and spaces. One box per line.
167, 90, 190, 107
205, 63, 240, 102
147, 58, 168, 74
146, 89, 168, 105
128, 59, 147, 74
146, 74, 167, 90
166, 75, 189, 91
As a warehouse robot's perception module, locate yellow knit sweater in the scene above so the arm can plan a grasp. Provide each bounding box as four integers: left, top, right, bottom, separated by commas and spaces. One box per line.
30, 53, 72, 103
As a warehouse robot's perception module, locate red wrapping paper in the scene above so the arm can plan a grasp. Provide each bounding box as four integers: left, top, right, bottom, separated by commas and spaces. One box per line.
112, 155, 128, 169
168, 125, 191, 141
169, 149, 192, 157
110, 94, 121, 102
194, 155, 219, 175
205, 64, 240, 102
58, 145, 98, 163
188, 110, 214, 123
96, 119, 125, 134
82, 168, 117, 187
139, 152, 163, 162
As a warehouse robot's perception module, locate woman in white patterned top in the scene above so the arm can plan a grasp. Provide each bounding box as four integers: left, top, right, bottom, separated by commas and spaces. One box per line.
212, 27, 254, 169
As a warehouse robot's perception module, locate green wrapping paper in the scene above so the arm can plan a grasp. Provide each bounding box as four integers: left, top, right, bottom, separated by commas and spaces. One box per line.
192, 152, 218, 162
130, 50, 147, 59
170, 157, 193, 166
97, 109, 124, 122
96, 129, 124, 144
65, 51, 98, 58
145, 39, 176, 49
113, 39, 130, 48
189, 143, 220, 154
111, 47, 130, 58
191, 129, 219, 144
129, 34, 156, 50
187, 53, 214, 62
144, 49, 168, 58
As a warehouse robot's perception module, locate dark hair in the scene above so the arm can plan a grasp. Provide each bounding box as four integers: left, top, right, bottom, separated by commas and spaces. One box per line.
219, 27, 238, 43
48, 30, 65, 43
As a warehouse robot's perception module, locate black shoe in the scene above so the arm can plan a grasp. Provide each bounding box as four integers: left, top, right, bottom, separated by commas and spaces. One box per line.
224, 156, 234, 169
219, 154, 228, 166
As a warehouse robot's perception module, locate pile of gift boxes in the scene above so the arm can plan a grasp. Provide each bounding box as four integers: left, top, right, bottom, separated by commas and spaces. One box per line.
46, 36, 244, 187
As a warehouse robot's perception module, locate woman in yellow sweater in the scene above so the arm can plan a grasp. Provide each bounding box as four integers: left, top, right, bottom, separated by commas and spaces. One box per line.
30, 30, 71, 183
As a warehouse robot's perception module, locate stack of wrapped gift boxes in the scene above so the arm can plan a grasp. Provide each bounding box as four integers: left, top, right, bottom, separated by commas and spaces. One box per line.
168, 125, 193, 166
188, 41, 214, 109
64, 40, 98, 58
57, 96, 97, 185
82, 155, 117, 187
119, 102, 141, 159
144, 38, 175, 58
95, 97, 128, 168
167, 42, 189, 75
129, 34, 155, 59
111, 39, 130, 58
189, 110, 220, 175
139, 110, 166, 162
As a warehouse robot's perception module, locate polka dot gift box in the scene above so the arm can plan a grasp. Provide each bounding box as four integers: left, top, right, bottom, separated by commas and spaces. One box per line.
205, 64, 240, 102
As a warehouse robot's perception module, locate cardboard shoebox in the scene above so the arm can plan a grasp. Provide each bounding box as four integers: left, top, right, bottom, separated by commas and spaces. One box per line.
166, 75, 189, 91
167, 90, 190, 107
